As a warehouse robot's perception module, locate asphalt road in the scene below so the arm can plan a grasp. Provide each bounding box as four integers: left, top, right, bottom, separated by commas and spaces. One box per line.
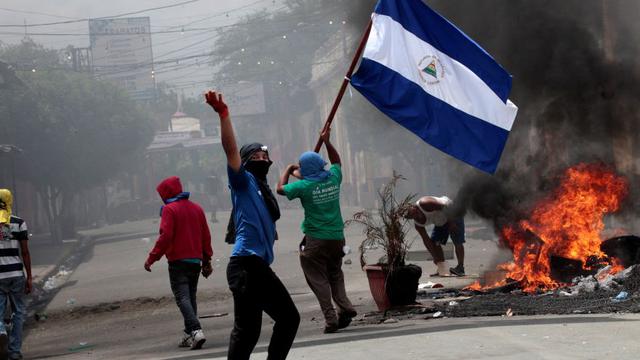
23, 208, 513, 359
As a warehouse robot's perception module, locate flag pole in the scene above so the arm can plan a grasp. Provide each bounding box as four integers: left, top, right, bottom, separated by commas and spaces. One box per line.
313, 18, 373, 153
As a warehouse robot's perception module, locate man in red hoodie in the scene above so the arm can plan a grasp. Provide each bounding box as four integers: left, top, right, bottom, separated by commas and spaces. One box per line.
144, 176, 214, 350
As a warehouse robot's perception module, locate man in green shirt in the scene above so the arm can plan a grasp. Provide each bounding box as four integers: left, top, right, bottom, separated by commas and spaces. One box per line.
277, 128, 356, 334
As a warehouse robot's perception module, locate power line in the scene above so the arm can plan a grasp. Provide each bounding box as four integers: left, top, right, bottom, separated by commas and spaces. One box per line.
0, 4, 294, 37
4, 3, 348, 91
10, 17, 340, 78
161, 0, 272, 29
0, 0, 202, 28
0, 27, 220, 37
88, 4, 292, 64
0, 7, 78, 20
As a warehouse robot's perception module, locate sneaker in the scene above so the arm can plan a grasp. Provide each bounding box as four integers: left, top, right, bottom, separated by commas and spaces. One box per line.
190, 329, 206, 350
338, 310, 357, 329
178, 331, 192, 348
323, 323, 339, 334
449, 265, 465, 277
8, 353, 22, 360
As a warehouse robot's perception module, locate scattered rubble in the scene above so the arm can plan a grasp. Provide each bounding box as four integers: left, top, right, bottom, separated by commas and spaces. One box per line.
43, 267, 72, 291
354, 265, 640, 325
438, 265, 640, 317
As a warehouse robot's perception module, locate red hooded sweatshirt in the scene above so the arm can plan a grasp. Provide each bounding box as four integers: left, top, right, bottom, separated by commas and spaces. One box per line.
146, 176, 213, 265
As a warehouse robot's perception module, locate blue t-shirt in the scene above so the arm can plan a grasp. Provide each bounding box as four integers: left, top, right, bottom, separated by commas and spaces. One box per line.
227, 165, 277, 264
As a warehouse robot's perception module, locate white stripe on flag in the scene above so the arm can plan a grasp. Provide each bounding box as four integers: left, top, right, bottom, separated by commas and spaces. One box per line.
363, 14, 518, 131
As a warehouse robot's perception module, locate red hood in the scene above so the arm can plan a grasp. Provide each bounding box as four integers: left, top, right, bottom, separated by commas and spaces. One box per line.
157, 176, 183, 201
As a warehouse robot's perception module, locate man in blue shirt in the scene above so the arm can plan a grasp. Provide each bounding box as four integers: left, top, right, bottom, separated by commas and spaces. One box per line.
205, 90, 299, 360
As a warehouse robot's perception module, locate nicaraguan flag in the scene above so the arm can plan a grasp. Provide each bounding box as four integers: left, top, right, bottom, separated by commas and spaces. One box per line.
350, 0, 518, 173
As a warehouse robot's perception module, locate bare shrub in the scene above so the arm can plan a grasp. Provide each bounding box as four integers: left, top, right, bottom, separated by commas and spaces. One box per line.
345, 172, 415, 275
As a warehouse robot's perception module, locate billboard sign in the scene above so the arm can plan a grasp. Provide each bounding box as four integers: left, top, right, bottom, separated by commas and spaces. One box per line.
89, 17, 155, 101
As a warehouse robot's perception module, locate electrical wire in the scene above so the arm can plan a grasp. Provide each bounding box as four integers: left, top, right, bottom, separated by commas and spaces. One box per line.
0, 7, 78, 20
0, 0, 202, 28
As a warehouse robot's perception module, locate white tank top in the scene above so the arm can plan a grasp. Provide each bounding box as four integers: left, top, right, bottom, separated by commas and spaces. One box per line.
413, 196, 452, 228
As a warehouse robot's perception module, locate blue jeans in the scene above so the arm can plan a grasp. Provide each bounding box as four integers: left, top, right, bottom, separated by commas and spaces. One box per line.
168, 261, 202, 334
0, 276, 26, 356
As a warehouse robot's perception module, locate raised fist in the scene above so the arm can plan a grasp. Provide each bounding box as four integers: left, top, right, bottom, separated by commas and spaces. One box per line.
204, 91, 229, 118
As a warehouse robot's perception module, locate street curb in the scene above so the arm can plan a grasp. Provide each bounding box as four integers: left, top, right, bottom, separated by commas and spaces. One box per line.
31, 238, 83, 287
26, 234, 96, 325
26, 230, 158, 324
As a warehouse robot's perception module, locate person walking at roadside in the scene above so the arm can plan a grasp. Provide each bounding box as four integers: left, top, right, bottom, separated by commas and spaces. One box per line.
276, 127, 357, 334
144, 177, 213, 350
205, 90, 299, 360
0, 189, 32, 360
404, 196, 466, 276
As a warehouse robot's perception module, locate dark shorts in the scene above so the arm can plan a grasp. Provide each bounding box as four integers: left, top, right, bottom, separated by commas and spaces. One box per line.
431, 217, 465, 245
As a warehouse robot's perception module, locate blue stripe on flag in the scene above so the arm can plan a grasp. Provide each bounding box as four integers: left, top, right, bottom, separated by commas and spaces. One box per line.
375, 0, 512, 103
351, 58, 509, 173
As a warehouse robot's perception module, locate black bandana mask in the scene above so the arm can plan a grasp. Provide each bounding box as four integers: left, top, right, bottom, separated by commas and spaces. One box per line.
245, 160, 272, 180
224, 143, 281, 245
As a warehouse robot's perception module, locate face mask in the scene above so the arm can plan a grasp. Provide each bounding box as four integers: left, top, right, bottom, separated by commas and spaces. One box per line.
245, 160, 271, 179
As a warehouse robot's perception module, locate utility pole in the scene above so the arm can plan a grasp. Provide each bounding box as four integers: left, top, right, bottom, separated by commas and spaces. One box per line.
69, 47, 93, 74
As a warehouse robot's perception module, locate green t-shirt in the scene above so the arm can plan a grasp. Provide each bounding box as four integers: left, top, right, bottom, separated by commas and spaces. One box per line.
283, 164, 344, 240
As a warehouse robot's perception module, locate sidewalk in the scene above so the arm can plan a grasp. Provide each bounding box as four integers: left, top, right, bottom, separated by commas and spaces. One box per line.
30, 241, 79, 285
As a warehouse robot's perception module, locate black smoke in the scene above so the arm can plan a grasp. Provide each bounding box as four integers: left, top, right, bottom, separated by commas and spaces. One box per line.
426, 1, 640, 231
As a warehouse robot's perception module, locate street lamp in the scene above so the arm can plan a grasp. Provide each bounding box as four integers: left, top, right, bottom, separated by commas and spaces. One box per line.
0, 144, 23, 214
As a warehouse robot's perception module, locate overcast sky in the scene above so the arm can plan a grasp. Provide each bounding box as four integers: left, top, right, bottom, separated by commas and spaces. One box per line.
0, 0, 285, 96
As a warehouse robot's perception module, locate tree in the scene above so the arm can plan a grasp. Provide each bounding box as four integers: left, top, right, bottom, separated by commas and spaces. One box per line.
0, 39, 154, 241
210, 0, 375, 154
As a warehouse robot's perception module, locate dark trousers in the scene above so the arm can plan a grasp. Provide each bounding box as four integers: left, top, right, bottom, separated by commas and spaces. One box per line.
168, 261, 202, 334
300, 236, 355, 326
227, 256, 300, 360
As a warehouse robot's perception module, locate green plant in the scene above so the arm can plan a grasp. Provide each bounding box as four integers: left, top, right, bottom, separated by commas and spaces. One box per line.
346, 172, 415, 274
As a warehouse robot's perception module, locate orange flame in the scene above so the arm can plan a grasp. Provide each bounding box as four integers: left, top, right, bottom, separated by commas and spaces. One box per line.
609, 259, 626, 275
464, 281, 483, 291
491, 164, 628, 293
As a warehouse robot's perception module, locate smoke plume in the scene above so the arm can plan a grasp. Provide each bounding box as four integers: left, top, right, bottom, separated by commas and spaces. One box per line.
427, 1, 640, 232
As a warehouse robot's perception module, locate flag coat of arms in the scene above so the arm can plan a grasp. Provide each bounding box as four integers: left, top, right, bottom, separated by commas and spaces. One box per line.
350, 0, 518, 173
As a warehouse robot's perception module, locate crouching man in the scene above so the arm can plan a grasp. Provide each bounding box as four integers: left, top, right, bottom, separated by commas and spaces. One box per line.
404, 196, 465, 276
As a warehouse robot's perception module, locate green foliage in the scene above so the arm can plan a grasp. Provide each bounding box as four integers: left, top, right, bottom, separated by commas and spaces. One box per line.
15, 70, 154, 191
211, 0, 374, 115
0, 40, 154, 239
0, 38, 62, 70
